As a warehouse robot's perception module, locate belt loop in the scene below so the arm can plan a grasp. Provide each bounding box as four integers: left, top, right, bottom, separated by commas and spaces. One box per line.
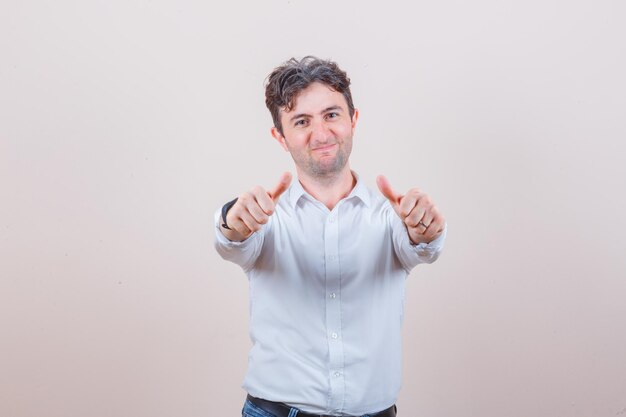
287, 408, 298, 417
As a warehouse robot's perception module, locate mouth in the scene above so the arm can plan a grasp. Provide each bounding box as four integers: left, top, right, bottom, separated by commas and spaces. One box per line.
312, 144, 336, 152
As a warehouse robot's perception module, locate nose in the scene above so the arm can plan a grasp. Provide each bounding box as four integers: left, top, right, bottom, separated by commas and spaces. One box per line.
310, 119, 333, 145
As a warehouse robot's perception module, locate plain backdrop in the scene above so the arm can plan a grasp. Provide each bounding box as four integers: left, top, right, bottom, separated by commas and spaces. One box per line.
1, 1, 625, 416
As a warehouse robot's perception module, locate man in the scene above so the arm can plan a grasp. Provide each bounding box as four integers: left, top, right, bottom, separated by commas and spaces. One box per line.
214, 56, 446, 417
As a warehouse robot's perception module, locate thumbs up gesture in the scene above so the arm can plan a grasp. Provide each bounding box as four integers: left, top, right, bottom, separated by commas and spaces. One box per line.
221, 172, 292, 242
377, 175, 445, 245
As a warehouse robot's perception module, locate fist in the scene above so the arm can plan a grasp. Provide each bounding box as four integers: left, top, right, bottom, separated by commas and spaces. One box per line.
376, 175, 445, 245
223, 172, 292, 240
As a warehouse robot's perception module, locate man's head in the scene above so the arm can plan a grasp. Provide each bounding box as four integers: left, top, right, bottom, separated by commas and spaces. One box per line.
265, 57, 358, 180
265, 56, 355, 137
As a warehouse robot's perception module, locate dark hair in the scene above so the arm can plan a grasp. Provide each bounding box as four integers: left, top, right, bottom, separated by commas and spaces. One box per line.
265, 56, 355, 135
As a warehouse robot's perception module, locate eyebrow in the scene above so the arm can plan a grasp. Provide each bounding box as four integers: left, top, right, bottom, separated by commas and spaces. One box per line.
289, 106, 343, 123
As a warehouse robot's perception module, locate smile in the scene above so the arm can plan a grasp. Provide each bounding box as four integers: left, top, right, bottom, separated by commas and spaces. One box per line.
312, 144, 336, 152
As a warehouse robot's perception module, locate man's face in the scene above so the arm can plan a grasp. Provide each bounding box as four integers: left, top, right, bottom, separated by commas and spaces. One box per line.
272, 82, 358, 179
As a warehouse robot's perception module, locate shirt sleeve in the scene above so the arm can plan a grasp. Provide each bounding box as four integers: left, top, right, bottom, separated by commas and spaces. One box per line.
213, 208, 266, 273
388, 206, 447, 273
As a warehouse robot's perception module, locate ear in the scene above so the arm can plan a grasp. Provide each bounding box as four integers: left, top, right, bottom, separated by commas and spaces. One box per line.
351, 108, 359, 130
271, 127, 289, 152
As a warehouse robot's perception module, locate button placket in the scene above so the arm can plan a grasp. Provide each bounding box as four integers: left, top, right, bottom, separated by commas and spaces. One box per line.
324, 208, 344, 410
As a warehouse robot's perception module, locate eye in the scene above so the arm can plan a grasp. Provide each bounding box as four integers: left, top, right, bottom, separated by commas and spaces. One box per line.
326, 112, 339, 120
294, 119, 308, 127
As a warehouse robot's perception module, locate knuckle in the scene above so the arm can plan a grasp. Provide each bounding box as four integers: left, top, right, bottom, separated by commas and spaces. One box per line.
238, 192, 252, 203
250, 200, 263, 212
228, 207, 242, 219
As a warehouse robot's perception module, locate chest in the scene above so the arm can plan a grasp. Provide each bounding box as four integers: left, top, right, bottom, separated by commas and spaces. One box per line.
258, 204, 398, 284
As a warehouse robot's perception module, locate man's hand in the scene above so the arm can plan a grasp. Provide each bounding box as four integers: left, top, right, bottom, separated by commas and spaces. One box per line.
221, 172, 292, 242
377, 175, 445, 245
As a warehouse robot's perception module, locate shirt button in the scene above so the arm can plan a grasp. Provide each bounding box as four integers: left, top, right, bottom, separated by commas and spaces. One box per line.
334, 371, 341, 377
329, 255, 336, 261
328, 216, 335, 223
331, 332, 338, 339
330, 293, 336, 299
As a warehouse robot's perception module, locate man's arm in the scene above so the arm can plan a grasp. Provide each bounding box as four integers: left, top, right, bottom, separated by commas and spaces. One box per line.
377, 175, 445, 244
213, 172, 291, 271
220, 172, 291, 241
377, 174, 447, 272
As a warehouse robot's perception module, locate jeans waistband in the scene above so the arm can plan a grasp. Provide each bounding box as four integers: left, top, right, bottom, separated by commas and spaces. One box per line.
246, 394, 397, 417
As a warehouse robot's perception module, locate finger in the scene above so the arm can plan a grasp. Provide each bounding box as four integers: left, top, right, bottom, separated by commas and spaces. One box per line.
432, 213, 446, 234
419, 208, 435, 230
422, 217, 444, 241
376, 175, 403, 213
413, 220, 428, 235
376, 175, 402, 204
238, 211, 262, 234
399, 190, 420, 219
268, 172, 292, 202
252, 186, 275, 216
426, 208, 445, 234
228, 215, 252, 237
404, 197, 429, 228
246, 199, 270, 225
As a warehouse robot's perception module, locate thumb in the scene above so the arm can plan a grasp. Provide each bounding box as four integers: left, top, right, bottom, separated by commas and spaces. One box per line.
268, 172, 293, 202
376, 175, 403, 212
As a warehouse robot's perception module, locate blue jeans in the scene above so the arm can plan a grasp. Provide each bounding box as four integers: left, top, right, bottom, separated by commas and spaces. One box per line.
241, 399, 396, 417
242, 399, 298, 417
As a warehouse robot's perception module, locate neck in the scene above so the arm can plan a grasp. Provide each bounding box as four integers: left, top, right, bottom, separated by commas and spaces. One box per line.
297, 165, 356, 211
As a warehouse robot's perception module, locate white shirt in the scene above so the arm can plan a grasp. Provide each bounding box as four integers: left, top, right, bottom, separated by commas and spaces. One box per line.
214, 173, 446, 416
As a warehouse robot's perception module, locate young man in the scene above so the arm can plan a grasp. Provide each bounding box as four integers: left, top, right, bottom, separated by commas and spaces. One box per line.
214, 57, 447, 417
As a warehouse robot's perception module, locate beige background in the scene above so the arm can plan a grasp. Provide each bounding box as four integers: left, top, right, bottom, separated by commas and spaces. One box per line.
2, 1, 625, 416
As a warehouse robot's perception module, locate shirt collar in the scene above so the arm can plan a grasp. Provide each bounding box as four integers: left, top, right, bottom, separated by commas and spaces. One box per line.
288, 171, 371, 209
